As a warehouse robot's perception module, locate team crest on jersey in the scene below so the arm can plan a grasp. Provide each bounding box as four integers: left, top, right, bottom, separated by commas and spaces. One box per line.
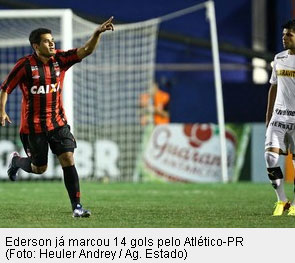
53, 62, 60, 77
31, 65, 40, 79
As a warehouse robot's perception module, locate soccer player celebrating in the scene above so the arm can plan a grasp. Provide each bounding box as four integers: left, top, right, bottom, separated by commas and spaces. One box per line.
265, 19, 295, 216
0, 17, 114, 217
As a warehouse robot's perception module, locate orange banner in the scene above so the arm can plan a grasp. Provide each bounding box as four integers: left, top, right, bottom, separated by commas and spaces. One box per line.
285, 153, 294, 183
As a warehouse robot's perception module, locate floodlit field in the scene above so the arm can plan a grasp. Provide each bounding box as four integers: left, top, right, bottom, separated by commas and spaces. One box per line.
0, 181, 295, 228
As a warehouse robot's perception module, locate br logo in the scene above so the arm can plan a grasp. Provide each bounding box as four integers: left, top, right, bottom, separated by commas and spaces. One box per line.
183, 124, 212, 148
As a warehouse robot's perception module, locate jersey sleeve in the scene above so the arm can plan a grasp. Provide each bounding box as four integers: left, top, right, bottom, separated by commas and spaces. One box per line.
0, 57, 26, 94
269, 58, 277, 85
55, 49, 82, 71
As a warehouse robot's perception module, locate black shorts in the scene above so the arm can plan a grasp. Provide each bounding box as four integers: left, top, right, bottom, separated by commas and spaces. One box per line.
20, 125, 77, 166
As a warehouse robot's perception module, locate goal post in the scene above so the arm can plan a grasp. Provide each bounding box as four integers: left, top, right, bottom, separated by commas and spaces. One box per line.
60, 9, 74, 132
153, 0, 228, 182
206, 0, 228, 183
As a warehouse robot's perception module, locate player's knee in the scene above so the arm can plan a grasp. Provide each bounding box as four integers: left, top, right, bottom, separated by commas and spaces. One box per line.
264, 151, 280, 168
32, 164, 47, 174
58, 152, 74, 167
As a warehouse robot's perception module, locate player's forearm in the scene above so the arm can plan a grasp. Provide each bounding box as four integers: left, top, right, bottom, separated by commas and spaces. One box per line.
0, 90, 11, 126
80, 32, 102, 57
77, 16, 114, 59
265, 84, 277, 126
0, 90, 8, 113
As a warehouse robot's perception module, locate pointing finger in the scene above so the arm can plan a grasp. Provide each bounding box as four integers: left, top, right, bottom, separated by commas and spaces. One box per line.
107, 16, 114, 22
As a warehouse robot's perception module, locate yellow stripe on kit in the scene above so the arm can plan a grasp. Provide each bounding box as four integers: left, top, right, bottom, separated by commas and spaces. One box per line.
277, 69, 295, 77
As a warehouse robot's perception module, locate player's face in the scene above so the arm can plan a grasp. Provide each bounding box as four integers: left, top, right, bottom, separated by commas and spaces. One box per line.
282, 29, 295, 50
36, 33, 56, 57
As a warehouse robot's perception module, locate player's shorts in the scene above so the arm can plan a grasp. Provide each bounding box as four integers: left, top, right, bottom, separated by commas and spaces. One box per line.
265, 118, 295, 154
20, 125, 77, 166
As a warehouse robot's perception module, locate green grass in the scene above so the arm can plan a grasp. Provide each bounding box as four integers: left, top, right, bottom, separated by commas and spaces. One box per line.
0, 181, 295, 228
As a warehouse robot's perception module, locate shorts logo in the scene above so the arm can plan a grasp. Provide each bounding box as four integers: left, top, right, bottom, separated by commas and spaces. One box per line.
30, 82, 60, 94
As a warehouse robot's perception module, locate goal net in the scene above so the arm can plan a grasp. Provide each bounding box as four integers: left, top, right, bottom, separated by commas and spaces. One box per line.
72, 17, 159, 181
0, 1, 227, 182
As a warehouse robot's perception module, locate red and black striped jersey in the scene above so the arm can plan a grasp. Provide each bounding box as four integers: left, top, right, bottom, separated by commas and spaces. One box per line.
0, 49, 81, 134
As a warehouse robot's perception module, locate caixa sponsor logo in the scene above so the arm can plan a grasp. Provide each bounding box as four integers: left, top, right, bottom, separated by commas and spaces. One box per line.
30, 82, 60, 95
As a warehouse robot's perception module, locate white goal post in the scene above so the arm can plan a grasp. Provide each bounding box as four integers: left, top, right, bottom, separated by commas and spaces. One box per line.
156, 0, 228, 182
207, 1, 228, 183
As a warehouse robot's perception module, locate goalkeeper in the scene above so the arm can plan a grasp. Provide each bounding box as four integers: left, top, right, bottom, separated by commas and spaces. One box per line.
265, 19, 295, 216
0, 16, 114, 217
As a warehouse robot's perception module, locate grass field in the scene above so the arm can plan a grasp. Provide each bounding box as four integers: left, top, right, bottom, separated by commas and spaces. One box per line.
0, 181, 295, 228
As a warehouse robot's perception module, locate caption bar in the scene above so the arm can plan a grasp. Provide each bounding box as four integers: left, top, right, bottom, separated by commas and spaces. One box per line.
1, 233, 244, 262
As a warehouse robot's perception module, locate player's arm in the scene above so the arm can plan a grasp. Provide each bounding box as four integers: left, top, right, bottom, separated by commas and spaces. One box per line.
0, 57, 26, 126
265, 84, 277, 127
0, 90, 12, 126
77, 16, 114, 59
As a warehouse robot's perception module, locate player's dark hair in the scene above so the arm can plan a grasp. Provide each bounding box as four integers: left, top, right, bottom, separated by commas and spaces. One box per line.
282, 20, 295, 31
29, 28, 52, 47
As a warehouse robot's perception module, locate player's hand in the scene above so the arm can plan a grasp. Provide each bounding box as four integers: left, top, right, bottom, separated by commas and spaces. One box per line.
0, 111, 12, 126
96, 16, 114, 35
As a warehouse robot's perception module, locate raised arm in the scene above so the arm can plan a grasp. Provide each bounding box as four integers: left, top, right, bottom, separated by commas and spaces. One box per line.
77, 16, 114, 59
265, 84, 277, 127
0, 90, 12, 126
